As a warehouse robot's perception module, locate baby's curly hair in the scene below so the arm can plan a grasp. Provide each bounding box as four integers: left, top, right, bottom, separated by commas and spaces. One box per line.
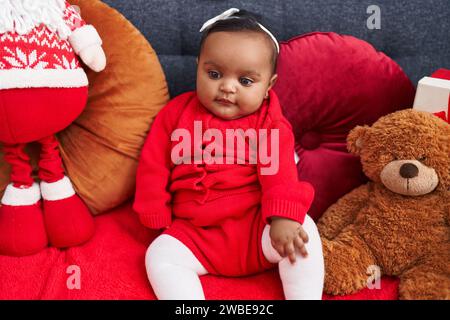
199, 10, 278, 73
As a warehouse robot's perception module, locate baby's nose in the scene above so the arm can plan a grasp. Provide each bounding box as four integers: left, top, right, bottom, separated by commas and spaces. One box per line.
219, 80, 237, 93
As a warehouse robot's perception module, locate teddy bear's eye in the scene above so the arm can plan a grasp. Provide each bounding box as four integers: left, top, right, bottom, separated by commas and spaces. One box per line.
417, 155, 427, 161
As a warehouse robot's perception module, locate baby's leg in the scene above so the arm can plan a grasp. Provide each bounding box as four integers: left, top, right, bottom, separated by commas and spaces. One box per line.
145, 234, 208, 300
262, 215, 324, 300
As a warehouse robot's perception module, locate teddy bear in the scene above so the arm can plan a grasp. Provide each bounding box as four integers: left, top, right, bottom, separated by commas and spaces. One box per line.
0, 0, 106, 256
317, 109, 450, 300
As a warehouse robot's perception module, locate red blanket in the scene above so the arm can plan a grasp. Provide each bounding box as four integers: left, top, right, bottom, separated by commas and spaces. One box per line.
0, 202, 399, 300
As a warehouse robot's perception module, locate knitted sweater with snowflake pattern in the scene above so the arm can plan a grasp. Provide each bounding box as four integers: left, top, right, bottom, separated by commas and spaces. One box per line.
0, 0, 102, 89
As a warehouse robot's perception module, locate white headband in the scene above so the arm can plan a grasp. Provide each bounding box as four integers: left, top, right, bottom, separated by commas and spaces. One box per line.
199, 8, 280, 53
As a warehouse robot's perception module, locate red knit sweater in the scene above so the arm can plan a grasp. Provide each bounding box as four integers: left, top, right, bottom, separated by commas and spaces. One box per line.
134, 90, 314, 229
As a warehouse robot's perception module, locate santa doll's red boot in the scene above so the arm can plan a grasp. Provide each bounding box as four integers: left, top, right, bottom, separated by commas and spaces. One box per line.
0, 183, 48, 256
40, 176, 94, 248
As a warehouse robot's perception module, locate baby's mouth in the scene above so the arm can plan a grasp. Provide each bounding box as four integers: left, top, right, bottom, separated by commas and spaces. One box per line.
216, 98, 234, 106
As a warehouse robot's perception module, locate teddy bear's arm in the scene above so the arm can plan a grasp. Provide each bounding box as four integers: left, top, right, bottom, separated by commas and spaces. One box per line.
317, 183, 370, 239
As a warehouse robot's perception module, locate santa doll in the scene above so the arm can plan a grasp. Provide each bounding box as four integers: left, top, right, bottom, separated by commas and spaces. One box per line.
0, 0, 106, 256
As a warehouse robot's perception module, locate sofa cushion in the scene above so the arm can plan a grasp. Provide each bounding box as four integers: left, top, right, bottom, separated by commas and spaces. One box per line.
0, 202, 400, 299
274, 32, 416, 220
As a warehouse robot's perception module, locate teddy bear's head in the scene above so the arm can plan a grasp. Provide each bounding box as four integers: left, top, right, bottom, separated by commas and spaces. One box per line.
347, 109, 449, 196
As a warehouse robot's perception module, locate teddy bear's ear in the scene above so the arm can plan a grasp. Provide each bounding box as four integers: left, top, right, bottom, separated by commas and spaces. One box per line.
347, 125, 369, 155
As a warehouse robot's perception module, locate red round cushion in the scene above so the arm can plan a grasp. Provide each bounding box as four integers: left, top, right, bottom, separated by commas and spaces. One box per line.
274, 32, 415, 221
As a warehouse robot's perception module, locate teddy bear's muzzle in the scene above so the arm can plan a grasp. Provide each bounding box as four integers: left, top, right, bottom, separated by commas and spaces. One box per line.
380, 160, 439, 196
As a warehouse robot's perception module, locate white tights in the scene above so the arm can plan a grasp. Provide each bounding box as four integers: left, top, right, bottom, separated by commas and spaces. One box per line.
145, 215, 324, 300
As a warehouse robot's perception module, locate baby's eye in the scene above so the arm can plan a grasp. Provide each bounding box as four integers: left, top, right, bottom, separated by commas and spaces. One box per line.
239, 77, 253, 86
208, 71, 221, 79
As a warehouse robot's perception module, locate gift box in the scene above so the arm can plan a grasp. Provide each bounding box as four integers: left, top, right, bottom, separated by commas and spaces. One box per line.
413, 69, 450, 122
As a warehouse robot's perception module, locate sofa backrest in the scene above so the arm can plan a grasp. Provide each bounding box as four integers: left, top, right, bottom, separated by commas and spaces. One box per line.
103, 0, 449, 97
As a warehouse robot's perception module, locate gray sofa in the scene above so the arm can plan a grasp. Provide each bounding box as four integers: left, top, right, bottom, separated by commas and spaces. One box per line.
103, 0, 449, 97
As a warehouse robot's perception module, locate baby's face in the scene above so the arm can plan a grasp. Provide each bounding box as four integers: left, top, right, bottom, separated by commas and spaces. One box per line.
196, 31, 277, 120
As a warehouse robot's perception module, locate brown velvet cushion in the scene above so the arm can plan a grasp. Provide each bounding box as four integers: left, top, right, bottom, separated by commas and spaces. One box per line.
0, 0, 169, 214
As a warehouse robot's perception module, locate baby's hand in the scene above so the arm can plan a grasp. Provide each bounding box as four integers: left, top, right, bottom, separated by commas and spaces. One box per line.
269, 217, 309, 264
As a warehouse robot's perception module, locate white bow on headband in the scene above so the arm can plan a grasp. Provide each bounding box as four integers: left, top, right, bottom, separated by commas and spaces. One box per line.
199, 8, 280, 53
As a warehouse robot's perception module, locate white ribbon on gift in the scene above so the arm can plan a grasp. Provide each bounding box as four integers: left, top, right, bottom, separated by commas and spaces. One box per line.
199, 8, 280, 53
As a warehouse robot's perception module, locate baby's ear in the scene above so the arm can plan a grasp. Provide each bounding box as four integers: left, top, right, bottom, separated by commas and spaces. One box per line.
269, 74, 278, 89
347, 125, 369, 155
265, 74, 278, 98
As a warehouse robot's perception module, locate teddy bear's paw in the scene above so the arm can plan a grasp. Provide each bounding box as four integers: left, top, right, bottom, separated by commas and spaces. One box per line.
399, 283, 450, 300
322, 237, 376, 295
323, 259, 368, 295
399, 270, 450, 300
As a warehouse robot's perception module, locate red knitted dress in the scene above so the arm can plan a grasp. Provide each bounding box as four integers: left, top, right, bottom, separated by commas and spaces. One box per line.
134, 90, 314, 276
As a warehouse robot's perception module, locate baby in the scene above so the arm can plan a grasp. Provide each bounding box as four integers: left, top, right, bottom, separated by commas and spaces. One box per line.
134, 8, 324, 300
